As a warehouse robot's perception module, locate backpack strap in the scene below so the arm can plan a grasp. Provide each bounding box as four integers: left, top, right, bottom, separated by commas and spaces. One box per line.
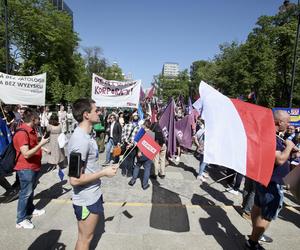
13, 128, 30, 163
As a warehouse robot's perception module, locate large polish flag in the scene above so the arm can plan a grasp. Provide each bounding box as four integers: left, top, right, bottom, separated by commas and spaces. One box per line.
199, 81, 276, 186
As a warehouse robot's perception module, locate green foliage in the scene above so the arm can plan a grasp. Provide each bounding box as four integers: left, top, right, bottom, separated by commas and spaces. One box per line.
190, 10, 300, 108
157, 69, 190, 102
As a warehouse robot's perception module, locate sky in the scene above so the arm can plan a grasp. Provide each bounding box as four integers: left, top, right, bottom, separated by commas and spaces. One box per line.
66, 0, 288, 88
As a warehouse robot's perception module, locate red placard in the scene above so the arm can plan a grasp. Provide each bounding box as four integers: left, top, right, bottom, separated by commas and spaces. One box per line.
136, 133, 161, 160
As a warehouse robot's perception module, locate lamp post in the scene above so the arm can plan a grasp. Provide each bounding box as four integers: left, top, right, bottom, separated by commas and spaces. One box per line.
289, 0, 300, 108
4, 0, 9, 73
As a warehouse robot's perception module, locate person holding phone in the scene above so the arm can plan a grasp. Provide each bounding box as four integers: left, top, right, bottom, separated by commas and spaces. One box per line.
68, 98, 118, 250
13, 108, 50, 229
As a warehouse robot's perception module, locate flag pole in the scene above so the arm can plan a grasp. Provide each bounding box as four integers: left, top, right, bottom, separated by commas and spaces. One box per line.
118, 145, 137, 166
208, 173, 236, 186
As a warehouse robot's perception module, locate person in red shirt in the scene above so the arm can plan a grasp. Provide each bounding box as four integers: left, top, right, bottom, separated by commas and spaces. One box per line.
13, 108, 49, 229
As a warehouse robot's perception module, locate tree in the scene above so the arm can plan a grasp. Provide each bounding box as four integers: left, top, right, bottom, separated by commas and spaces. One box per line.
158, 69, 190, 102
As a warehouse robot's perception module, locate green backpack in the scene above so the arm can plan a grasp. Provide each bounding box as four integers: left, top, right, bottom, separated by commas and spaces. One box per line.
93, 123, 105, 132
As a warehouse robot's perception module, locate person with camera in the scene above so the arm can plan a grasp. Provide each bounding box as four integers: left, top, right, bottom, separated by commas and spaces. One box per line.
13, 108, 50, 229
68, 98, 118, 250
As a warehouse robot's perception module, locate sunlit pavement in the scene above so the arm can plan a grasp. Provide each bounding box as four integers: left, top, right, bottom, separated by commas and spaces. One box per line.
0, 151, 299, 250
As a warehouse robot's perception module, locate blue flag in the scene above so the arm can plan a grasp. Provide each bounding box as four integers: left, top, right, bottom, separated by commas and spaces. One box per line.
134, 127, 145, 143
138, 104, 144, 121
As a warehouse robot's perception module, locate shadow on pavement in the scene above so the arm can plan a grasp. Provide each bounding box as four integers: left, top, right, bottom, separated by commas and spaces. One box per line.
191, 193, 246, 250
149, 179, 190, 232
206, 165, 230, 188
169, 161, 198, 178
278, 206, 300, 228
28, 229, 66, 250
200, 181, 234, 206
34, 180, 71, 210
90, 213, 105, 250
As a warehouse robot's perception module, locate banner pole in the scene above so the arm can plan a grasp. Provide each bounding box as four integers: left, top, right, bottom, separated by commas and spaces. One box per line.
0, 100, 7, 121
118, 145, 137, 167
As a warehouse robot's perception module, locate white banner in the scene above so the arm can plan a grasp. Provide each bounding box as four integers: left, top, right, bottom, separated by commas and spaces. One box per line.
92, 73, 141, 108
0, 72, 46, 105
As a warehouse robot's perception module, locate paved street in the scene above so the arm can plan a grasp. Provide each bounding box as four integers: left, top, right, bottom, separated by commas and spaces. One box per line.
0, 152, 299, 250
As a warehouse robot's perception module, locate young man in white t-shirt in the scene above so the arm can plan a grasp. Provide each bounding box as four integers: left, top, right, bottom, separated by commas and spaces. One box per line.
68, 98, 118, 250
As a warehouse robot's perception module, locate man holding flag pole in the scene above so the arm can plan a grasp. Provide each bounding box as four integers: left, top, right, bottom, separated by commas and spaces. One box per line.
195, 81, 297, 250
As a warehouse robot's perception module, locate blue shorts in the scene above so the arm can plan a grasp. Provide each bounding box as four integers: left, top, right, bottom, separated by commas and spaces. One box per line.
254, 182, 284, 221
73, 196, 104, 221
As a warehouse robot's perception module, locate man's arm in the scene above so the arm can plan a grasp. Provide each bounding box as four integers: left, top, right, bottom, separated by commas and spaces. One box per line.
275, 139, 295, 165
20, 136, 49, 159
69, 165, 118, 186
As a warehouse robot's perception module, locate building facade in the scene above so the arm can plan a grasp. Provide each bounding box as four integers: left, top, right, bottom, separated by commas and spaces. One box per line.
162, 63, 179, 77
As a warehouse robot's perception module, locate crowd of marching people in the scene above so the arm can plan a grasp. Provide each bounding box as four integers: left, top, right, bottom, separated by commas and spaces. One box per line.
0, 97, 299, 250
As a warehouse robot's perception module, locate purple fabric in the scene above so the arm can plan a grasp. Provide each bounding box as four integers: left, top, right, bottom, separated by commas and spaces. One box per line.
159, 99, 176, 156
175, 114, 193, 149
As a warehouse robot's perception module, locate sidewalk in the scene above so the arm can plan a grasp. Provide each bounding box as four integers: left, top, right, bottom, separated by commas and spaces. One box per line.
0, 152, 299, 249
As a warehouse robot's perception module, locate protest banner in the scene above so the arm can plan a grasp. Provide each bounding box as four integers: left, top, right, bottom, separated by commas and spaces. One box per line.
92, 73, 141, 108
273, 107, 300, 127
0, 72, 46, 105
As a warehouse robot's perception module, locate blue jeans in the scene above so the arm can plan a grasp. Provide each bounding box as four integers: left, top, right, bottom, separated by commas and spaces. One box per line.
198, 161, 207, 176
17, 170, 39, 223
132, 155, 152, 187
105, 138, 114, 163
121, 149, 136, 176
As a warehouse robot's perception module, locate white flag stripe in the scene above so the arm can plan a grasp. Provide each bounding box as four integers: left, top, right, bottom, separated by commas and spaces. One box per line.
199, 81, 247, 175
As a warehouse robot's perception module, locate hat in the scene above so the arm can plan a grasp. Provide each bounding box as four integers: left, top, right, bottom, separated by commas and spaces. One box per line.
132, 112, 139, 117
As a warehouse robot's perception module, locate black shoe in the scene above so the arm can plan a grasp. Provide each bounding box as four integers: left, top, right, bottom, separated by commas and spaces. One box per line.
128, 179, 136, 186
142, 184, 150, 190
121, 171, 126, 176
259, 234, 273, 243
245, 239, 265, 250
159, 175, 165, 179
150, 175, 157, 180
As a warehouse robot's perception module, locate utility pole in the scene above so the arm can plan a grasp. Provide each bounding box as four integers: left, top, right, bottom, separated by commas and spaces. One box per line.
4, 0, 9, 73
289, 0, 300, 107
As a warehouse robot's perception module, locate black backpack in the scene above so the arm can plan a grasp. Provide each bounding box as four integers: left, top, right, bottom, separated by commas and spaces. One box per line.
0, 128, 29, 175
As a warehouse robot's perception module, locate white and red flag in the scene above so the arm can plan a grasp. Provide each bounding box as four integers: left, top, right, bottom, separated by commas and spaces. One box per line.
199, 81, 276, 186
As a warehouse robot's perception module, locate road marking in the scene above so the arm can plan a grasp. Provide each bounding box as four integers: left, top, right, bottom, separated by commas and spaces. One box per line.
49, 199, 300, 210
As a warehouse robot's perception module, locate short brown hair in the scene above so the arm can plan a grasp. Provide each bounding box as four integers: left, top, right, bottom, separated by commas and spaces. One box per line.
72, 98, 95, 123
23, 108, 39, 123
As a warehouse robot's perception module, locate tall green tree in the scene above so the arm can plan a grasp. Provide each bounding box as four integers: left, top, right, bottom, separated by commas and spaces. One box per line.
158, 69, 190, 102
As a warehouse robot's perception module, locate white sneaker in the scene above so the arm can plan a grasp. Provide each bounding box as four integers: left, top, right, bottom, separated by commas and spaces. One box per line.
197, 175, 206, 182
175, 156, 180, 162
202, 172, 209, 178
32, 209, 45, 217
16, 219, 34, 229
225, 188, 239, 195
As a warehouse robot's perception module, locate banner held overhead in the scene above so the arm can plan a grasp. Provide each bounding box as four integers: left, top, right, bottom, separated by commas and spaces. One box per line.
92, 73, 141, 108
0, 72, 46, 106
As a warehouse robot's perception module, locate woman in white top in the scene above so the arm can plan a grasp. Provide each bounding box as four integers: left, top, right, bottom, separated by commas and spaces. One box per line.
58, 105, 67, 133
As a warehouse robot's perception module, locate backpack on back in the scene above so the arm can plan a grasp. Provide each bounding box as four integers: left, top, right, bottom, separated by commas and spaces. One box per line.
0, 128, 29, 175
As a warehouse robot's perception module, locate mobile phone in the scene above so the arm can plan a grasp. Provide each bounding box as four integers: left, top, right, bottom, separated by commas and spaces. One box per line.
68, 152, 82, 178
44, 131, 51, 139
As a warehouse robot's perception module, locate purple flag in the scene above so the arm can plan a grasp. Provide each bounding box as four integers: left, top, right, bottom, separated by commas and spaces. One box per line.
159, 99, 176, 156
175, 114, 193, 149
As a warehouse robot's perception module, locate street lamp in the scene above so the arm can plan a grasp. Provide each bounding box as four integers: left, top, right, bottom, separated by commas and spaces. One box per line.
3, 0, 9, 73
289, 0, 300, 107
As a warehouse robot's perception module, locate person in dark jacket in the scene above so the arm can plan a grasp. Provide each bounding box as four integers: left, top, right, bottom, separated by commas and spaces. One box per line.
104, 113, 122, 164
